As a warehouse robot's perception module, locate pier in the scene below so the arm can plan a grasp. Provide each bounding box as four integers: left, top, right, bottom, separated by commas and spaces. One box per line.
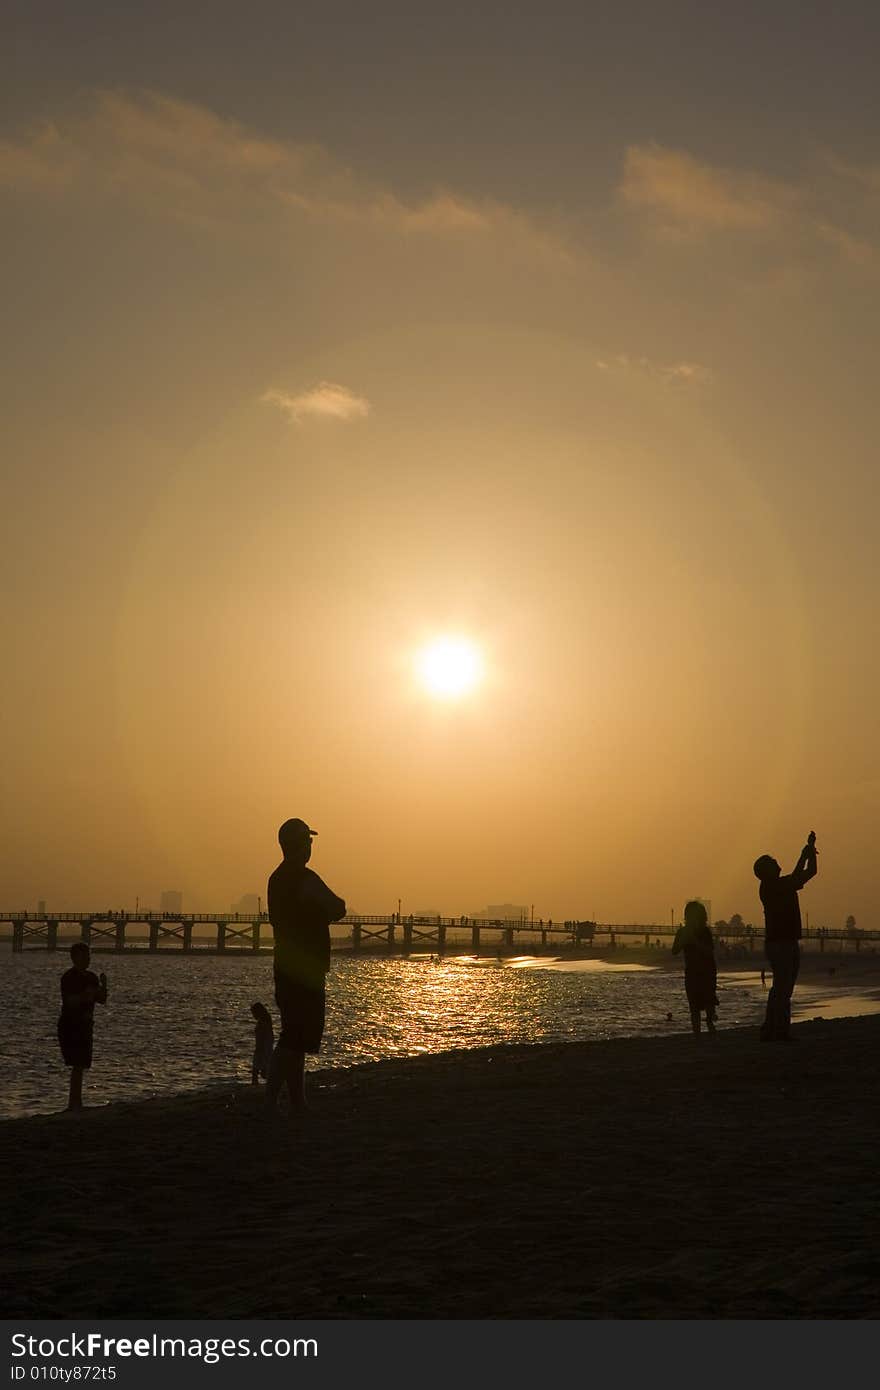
1, 911, 875, 955
4, 910, 584, 954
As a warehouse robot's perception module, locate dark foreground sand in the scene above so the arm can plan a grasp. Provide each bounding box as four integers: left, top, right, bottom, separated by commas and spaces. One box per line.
3, 1015, 879, 1319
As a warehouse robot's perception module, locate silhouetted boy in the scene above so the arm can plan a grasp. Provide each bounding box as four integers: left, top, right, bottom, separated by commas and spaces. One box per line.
265, 818, 346, 1115
250, 1001, 274, 1084
753, 831, 817, 1042
58, 942, 108, 1110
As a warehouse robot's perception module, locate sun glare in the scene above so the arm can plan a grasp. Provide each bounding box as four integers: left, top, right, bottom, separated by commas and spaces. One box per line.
416, 636, 484, 700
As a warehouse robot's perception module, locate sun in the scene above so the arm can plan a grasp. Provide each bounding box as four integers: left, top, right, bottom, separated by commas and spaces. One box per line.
415, 636, 484, 699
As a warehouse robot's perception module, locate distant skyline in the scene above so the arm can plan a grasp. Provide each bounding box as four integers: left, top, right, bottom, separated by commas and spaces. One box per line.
4, 4, 879, 927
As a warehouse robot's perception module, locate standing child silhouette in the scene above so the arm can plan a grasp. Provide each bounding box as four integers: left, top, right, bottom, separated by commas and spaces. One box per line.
57, 942, 108, 1110
672, 901, 718, 1036
250, 1001, 274, 1084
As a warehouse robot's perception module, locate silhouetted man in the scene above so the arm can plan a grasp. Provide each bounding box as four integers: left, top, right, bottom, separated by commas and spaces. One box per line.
753, 831, 817, 1042
265, 818, 346, 1114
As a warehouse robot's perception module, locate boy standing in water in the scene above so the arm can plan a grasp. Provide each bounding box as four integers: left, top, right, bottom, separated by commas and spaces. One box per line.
753, 831, 818, 1042
58, 942, 108, 1110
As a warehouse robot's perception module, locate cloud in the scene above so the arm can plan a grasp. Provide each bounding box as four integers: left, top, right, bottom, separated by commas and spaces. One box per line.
814, 222, 880, 274
596, 354, 713, 386
0, 89, 574, 265
0, 121, 79, 190
262, 382, 371, 424
824, 153, 880, 197
618, 142, 880, 288
620, 143, 795, 235
4, 92, 877, 289
92, 89, 291, 175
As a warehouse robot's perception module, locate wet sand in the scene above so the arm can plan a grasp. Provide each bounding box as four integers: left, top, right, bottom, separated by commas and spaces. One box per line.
3, 1012, 879, 1319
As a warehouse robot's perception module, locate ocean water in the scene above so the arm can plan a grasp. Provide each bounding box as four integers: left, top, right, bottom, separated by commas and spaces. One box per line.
0, 950, 783, 1119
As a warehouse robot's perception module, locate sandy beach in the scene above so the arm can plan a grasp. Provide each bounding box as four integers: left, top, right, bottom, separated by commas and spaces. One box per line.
3, 1009, 879, 1320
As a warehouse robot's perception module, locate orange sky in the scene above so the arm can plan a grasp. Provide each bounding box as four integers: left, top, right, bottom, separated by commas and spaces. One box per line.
3, 5, 879, 928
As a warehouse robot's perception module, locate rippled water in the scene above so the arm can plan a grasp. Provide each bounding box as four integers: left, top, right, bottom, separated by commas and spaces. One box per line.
0, 949, 782, 1118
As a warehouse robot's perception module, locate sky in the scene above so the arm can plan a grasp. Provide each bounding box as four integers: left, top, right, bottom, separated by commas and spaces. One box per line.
2, 2, 879, 926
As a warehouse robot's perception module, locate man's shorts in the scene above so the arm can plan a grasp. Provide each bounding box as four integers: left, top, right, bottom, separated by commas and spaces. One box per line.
58, 1017, 94, 1069
274, 975, 326, 1055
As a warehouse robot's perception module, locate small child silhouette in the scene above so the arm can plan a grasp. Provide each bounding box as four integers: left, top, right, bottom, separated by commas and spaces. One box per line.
251, 1001, 275, 1085
672, 901, 718, 1036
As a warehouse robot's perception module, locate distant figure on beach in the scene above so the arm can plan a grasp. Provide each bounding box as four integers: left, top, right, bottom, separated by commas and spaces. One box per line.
672, 901, 718, 1036
265, 818, 346, 1115
754, 831, 818, 1042
57, 942, 107, 1111
250, 1002, 274, 1085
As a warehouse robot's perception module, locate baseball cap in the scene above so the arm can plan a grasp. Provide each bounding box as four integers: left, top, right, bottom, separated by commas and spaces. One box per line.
278, 818, 318, 848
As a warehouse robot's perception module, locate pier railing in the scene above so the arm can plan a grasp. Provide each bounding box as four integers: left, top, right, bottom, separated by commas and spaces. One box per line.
1, 911, 876, 955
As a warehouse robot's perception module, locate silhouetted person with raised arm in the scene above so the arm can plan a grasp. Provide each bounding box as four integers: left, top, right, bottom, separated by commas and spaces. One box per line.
57, 942, 108, 1111
265, 818, 346, 1116
672, 900, 718, 1036
754, 830, 817, 1042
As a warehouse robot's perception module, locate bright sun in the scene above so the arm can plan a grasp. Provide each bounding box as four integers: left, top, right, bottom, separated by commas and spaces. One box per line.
415, 636, 484, 699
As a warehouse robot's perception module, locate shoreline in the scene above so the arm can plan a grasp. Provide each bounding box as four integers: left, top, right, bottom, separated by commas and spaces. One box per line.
4, 952, 880, 1123
4, 937, 878, 964
3, 1013, 879, 1319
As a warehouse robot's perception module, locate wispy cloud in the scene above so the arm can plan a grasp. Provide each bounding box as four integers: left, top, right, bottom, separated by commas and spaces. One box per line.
596, 354, 713, 386
823, 153, 880, 197
618, 141, 880, 286
620, 143, 794, 236
0, 89, 574, 265
814, 221, 880, 274
262, 382, 371, 424
0, 121, 79, 189
4, 93, 879, 289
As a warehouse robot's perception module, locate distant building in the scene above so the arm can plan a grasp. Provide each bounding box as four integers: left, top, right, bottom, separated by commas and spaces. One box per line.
37, 899, 46, 917
160, 890, 183, 914
410, 908, 441, 919
231, 893, 260, 915
471, 903, 529, 921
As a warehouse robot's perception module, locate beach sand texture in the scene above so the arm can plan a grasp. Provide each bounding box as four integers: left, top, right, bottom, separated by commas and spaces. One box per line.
3, 1014, 879, 1319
